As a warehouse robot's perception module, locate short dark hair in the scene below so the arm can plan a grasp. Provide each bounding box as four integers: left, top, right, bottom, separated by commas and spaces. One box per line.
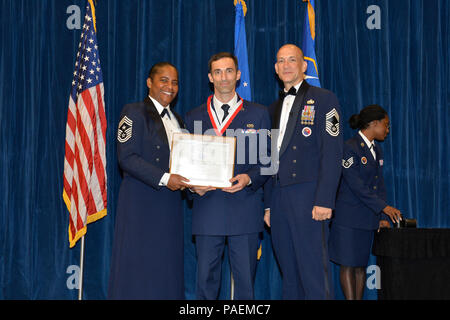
208, 52, 238, 73
349, 104, 388, 130
148, 62, 178, 79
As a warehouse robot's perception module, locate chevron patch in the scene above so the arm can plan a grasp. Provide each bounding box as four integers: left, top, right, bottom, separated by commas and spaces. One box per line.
326, 108, 340, 137
342, 157, 354, 169
117, 116, 133, 143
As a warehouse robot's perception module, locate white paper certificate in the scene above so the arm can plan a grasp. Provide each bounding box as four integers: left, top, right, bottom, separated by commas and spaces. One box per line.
169, 133, 236, 188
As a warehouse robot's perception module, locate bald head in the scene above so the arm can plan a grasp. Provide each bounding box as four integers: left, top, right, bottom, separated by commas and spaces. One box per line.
277, 44, 304, 60
275, 44, 307, 89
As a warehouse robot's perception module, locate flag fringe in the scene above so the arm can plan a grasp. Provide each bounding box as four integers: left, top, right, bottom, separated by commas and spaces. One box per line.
67, 208, 107, 248
65, 188, 107, 248
87, 0, 97, 32
69, 225, 87, 248
63, 189, 71, 213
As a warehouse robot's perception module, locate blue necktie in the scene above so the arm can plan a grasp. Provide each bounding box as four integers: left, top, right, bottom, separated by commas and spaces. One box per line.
221, 104, 230, 123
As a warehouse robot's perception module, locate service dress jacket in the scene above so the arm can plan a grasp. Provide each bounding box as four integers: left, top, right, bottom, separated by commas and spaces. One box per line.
108, 97, 185, 299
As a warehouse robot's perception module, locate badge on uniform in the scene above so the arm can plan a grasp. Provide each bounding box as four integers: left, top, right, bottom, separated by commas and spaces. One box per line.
117, 116, 133, 143
302, 126, 312, 137
244, 122, 257, 134
325, 108, 340, 137
342, 157, 354, 168
361, 156, 367, 165
379, 159, 384, 166
301, 105, 315, 125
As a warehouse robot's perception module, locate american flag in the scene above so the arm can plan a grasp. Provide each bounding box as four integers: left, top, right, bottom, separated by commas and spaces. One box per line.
63, 0, 107, 248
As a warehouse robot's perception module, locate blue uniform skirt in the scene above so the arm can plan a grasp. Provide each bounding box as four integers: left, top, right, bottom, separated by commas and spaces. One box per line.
329, 224, 375, 267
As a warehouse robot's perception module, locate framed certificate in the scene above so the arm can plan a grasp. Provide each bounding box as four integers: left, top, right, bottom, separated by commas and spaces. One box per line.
169, 132, 236, 188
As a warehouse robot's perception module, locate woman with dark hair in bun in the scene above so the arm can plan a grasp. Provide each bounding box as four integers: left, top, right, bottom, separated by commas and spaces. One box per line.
329, 104, 402, 300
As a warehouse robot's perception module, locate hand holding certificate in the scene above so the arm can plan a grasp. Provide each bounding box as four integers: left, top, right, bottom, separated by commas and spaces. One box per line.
169, 133, 236, 188
221, 173, 250, 193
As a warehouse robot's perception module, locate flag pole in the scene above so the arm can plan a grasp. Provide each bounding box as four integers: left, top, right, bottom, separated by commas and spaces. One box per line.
78, 235, 85, 300
64, 1, 106, 301
231, 0, 249, 302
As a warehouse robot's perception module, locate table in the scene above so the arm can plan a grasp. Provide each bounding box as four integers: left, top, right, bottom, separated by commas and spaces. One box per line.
372, 228, 450, 300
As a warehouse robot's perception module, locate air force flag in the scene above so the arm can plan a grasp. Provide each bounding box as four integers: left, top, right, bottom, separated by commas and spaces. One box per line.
234, 0, 251, 100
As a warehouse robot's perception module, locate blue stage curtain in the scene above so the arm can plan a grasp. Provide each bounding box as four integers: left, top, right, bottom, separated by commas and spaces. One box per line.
0, 0, 448, 299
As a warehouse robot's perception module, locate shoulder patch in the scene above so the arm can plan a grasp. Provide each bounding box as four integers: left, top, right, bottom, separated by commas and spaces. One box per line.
326, 108, 340, 137
117, 116, 133, 143
342, 157, 354, 169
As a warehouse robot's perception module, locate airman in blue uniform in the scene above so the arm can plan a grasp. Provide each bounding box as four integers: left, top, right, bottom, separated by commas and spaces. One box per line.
108, 62, 189, 299
264, 44, 343, 299
184, 52, 271, 300
329, 104, 402, 300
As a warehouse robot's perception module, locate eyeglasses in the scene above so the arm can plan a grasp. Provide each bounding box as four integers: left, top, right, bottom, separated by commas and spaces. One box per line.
379, 120, 390, 130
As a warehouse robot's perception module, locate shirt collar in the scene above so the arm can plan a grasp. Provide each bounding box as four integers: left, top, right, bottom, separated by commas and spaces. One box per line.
149, 95, 171, 115
213, 93, 238, 111
358, 130, 374, 148
284, 80, 303, 93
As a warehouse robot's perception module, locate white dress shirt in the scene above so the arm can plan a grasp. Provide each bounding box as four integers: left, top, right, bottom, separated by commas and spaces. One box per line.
212, 93, 239, 129
277, 81, 303, 151
358, 130, 376, 160
212, 93, 252, 186
149, 95, 181, 186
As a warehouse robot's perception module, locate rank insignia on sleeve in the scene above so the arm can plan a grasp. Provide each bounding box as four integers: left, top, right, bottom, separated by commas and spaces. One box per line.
342, 157, 354, 168
326, 108, 340, 137
301, 105, 315, 125
117, 116, 133, 143
361, 156, 367, 165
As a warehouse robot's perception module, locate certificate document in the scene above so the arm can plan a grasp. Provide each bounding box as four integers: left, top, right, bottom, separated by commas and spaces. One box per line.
169, 133, 236, 188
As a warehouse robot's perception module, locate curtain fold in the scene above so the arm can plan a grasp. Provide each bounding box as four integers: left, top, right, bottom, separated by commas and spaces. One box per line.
0, 0, 448, 299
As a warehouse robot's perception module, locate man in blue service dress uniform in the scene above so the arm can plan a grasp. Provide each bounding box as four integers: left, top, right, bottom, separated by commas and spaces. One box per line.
108, 62, 189, 299
264, 44, 343, 299
184, 52, 271, 300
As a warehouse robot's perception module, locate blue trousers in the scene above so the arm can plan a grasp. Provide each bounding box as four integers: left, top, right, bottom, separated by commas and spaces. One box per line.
271, 181, 334, 300
195, 233, 259, 300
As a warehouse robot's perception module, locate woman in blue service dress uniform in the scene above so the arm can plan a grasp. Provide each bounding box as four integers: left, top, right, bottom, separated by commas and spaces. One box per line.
108, 63, 189, 299
329, 104, 402, 300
